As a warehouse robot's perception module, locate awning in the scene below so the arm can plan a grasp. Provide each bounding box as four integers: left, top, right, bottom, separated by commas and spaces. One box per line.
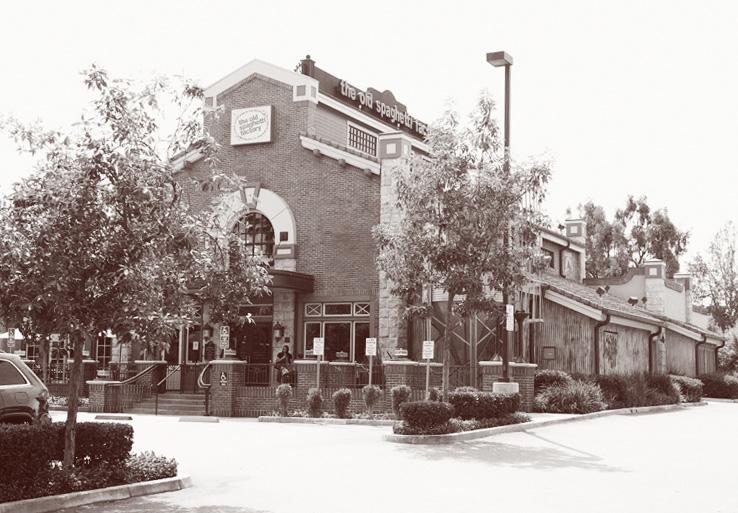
270, 270, 314, 292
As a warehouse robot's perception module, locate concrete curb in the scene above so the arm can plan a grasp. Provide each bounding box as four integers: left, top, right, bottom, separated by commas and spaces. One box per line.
0, 475, 192, 513
384, 401, 707, 444
259, 416, 395, 426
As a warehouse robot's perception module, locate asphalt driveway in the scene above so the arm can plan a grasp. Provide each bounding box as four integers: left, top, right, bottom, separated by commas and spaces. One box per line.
50, 401, 738, 513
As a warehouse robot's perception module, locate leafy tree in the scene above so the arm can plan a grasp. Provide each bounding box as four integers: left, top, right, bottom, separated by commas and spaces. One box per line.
690, 221, 738, 332
373, 94, 550, 399
615, 195, 689, 277
0, 66, 270, 467
574, 195, 689, 279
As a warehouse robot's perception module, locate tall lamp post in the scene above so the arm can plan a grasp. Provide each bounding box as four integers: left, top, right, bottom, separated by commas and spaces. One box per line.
486, 51, 513, 382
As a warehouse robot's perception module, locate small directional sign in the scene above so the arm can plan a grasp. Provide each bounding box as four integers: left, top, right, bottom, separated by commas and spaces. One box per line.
365, 338, 377, 357
313, 337, 324, 356
422, 340, 434, 360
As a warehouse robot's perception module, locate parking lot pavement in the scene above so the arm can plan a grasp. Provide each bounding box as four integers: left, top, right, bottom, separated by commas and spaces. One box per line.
49, 402, 738, 513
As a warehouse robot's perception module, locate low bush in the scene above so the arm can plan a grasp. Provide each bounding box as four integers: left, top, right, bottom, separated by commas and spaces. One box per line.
275, 383, 293, 416
0, 423, 56, 485
534, 380, 606, 414
447, 389, 521, 420
307, 388, 323, 417
391, 385, 412, 419
699, 372, 738, 399
669, 375, 703, 402
399, 401, 454, 431
332, 388, 352, 418
534, 369, 574, 394
645, 374, 681, 406
393, 412, 531, 435
362, 385, 382, 415
575, 372, 680, 409
124, 451, 178, 483
426, 387, 442, 401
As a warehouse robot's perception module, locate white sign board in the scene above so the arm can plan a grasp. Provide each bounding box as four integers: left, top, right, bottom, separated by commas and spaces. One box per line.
220, 325, 230, 349
422, 340, 435, 360
50, 333, 60, 343
312, 337, 324, 356
506, 304, 515, 331
365, 338, 377, 357
231, 106, 273, 145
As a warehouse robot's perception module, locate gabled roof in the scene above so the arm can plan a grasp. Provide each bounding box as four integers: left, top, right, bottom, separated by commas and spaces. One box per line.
204, 59, 318, 99
530, 270, 725, 342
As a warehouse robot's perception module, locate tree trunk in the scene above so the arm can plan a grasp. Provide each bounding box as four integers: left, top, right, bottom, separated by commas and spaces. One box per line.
442, 292, 455, 402
63, 331, 85, 468
40, 339, 49, 384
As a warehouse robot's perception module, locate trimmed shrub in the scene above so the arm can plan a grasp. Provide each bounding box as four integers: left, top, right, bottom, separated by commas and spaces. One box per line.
426, 387, 442, 401
391, 385, 412, 418
362, 385, 382, 415
669, 375, 703, 402
307, 388, 323, 417
699, 372, 738, 399
332, 388, 352, 418
125, 451, 178, 483
69, 422, 134, 466
534, 381, 606, 414
645, 374, 681, 406
399, 401, 454, 431
276, 383, 293, 416
0, 422, 56, 485
534, 369, 574, 394
448, 389, 521, 420
394, 412, 531, 435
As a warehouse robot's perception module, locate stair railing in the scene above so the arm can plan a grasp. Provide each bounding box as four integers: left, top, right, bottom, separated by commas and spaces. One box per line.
155, 365, 181, 415
197, 362, 213, 416
117, 364, 158, 412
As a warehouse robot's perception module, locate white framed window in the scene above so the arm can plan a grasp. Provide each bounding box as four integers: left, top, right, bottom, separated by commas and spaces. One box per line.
347, 122, 377, 157
96, 335, 113, 369
302, 301, 372, 361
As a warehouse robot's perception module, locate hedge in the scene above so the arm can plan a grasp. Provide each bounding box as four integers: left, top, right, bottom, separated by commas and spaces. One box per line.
447, 389, 520, 420
669, 375, 703, 402
399, 401, 455, 430
698, 372, 738, 399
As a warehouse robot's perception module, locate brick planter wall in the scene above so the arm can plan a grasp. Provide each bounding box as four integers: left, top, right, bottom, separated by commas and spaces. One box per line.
480, 361, 537, 412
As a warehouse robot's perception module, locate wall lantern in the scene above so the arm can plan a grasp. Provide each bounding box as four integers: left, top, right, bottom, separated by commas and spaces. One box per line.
202, 326, 213, 339
273, 322, 285, 341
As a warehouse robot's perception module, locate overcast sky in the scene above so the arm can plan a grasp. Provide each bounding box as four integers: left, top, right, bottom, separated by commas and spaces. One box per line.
1, 0, 736, 264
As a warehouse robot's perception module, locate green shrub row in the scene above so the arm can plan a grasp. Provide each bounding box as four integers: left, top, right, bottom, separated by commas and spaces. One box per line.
0, 450, 176, 503
399, 401, 455, 430
447, 389, 521, 420
0, 422, 133, 485
698, 372, 738, 399
534, 370, 706, 413
394, 412, 531, 435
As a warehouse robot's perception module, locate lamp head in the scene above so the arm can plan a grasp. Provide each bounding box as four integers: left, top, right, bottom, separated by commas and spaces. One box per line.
628, 297, 639, 306
486, 51, 513, 67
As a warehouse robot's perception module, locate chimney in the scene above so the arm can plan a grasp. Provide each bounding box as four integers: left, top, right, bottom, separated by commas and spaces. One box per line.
643, 259, 666, 315
565, 218, 586, 245
300, 55, 315, 77
673, 272, 693, 323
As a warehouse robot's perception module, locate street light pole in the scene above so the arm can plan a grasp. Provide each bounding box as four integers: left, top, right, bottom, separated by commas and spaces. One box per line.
486, 51, 513, 382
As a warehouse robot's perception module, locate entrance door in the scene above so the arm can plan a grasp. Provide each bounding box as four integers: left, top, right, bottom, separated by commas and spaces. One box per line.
233, 323, 272, 364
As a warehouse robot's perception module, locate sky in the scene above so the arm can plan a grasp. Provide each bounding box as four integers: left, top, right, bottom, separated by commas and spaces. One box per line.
1, 0, 736, 264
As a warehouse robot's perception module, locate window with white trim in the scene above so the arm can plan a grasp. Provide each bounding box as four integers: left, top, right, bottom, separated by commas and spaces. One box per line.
347, 123, 377, 157
303, 301, 371, 362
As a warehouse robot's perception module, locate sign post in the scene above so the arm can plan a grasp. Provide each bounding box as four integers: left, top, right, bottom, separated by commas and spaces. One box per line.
422, 340, 434, 398
219, 326, 230, 358
313, 337, 324, 389
365, 338, 377, 386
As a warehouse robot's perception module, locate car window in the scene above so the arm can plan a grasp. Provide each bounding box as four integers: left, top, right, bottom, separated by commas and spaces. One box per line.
0, 361, 27, 386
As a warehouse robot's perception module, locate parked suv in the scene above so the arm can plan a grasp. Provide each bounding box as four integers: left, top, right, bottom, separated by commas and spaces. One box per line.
0, 351, 50, 423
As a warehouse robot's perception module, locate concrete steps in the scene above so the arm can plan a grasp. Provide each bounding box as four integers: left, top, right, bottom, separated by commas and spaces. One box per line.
126, 392, 207, 416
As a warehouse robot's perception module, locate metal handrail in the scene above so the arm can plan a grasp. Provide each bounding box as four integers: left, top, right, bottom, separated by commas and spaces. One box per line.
154, 365, 181, 415
197, 362, 212, 416
120, 363, 157, 386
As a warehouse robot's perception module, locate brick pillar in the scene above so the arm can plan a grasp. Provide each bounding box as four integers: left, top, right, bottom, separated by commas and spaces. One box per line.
480, 361, 536, 413
209, 360, 246, 417
87, 381, 106, 413
511, 363, 537, 413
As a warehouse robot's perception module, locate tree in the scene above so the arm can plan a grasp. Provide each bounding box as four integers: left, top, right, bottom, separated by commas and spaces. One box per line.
373, 94, 550, 399
690, 221, 738, 332
0, 66, 270, 467
575, 195, 689, 279
615, 195, 689, 277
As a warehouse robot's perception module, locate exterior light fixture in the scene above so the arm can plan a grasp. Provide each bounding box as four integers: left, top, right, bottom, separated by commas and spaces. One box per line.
202, 326, 212, 339
596, 286, 607, 296
273, 322, 285, 340
628, 297, 639, 306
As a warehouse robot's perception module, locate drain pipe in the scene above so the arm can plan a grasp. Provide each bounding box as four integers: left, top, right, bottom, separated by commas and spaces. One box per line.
559, 240, 571, 278
648, 327, 663, 375
594, 313, 611, 375
695, 335, 707, 376
715, 338, 726, 372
